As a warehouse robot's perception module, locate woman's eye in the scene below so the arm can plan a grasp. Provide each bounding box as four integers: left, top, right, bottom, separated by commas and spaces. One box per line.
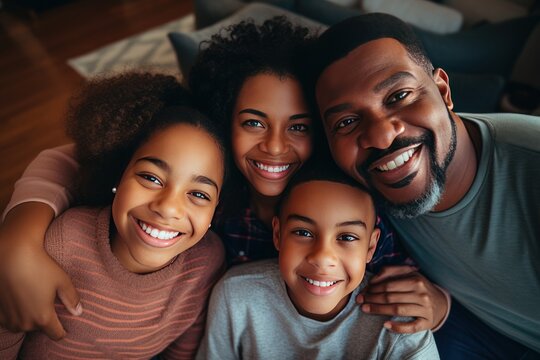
191, 191, 210, 201
243, 120, 264, 128
289, 123, 309, 132
138, 173, 162, 186
338, 234, 358, 242
293, 229, 313, 238
387, 91, 410, 104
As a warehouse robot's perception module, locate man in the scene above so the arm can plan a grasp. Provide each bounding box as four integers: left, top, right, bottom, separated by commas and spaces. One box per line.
310, 13, 540, 359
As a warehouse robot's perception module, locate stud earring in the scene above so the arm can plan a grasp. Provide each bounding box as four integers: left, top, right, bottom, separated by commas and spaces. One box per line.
112, 187, 117, 194
208, 223, 212, 229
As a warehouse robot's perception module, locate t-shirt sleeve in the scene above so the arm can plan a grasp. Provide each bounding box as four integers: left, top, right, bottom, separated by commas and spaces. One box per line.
387, 329, 440, 360
2, 144, 79, 221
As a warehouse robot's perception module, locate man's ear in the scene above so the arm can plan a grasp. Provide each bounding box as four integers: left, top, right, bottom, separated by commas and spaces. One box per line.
366, 228, 381, 264
433, 68, 454, 111
272, 216, 281, 251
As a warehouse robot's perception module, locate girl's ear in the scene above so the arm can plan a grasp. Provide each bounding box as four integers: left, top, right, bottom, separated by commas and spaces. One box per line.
433, 68, 454, 111
366, 228, 381, 264
272, 216, 281, 251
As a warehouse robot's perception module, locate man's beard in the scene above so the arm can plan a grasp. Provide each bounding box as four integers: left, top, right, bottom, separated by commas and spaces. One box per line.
363, 110, 457, 219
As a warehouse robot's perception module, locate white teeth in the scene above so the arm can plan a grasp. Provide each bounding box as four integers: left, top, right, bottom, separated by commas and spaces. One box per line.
255, 162, 290, 173
377, 149, 415, 172
138, 221, 179, 240
304, 277, 338, 287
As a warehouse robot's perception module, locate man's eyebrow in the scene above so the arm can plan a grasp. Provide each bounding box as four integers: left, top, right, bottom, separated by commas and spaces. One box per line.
323, 103, 353, 122
136, 157, 169, 172
238, 108, 267, 118
192, 175, 219, 191
337, 220, 366, 229
286, 214, 315, 225
374, 71, 415, 93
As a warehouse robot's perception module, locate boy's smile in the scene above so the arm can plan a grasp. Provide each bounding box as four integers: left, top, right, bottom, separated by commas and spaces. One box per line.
273, 180, 380, 321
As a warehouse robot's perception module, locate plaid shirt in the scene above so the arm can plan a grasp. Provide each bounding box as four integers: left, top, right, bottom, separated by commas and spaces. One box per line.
214, 206, 415, 272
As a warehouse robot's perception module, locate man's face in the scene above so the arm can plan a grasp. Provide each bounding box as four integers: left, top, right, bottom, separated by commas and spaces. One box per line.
316, 38, 456, 218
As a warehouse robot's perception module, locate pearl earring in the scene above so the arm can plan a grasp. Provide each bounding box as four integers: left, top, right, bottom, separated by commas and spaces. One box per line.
208, 224, 212, 228
112, 187, 117, 194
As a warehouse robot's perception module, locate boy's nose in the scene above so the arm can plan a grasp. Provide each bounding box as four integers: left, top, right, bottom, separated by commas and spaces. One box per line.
307, 241, 337, 269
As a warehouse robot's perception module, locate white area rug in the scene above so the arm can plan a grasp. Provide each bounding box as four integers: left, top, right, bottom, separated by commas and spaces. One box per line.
68, 14, 194, 79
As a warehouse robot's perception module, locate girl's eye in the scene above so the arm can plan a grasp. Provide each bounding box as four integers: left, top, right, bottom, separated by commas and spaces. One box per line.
337, 234, 358, 242
138, 173, 162, 186
387, 90, 410, 104
293, 229, 313, 238
243, 120, 264, 128
190, 191, 210, 201
289, 123, 309, 132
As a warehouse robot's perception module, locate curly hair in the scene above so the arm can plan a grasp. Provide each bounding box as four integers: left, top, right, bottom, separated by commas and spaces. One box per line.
66, 71, 225, 206
189, 16, 317, 138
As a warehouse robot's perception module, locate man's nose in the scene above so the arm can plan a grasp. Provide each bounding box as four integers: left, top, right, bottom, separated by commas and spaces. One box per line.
358, 113, 405, 150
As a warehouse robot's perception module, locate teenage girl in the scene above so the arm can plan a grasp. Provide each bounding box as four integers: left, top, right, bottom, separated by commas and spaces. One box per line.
0, 72, 226, 359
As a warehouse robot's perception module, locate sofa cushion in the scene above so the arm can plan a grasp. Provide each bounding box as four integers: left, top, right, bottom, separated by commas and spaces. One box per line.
168, 3, 325, 78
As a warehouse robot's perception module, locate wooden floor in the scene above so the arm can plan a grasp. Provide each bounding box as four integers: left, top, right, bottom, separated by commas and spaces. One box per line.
0, 0, 194, 212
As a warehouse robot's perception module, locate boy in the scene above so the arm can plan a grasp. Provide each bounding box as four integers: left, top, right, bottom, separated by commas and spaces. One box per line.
197, 161, 439, 359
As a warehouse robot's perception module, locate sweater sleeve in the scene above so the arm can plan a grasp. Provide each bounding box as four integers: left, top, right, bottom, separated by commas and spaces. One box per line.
0, 328, 25, 359
2, 144, 78, 221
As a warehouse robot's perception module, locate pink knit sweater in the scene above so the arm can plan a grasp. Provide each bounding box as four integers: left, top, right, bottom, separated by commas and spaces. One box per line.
0, 207, 225, 359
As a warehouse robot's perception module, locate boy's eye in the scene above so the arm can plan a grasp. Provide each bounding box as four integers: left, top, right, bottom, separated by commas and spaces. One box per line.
293, 229, 313, 238
190, 191, 210, 201
243, 120, 264, 128
387, 90, 410, 105
337, 234, 358, 242
289, 123, 309, 132
138, 173, 162, 186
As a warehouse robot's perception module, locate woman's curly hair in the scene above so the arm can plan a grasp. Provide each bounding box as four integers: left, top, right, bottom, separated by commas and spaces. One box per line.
189, 15, 317, 139
66, 71, 225, 206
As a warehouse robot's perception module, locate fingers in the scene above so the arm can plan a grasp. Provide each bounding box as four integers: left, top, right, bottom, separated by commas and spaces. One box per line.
369, 265, 419, 284
38, 312, 67, 341
57, 280, 83, 317
383, 317, 431, 334
365, 272, 429, 294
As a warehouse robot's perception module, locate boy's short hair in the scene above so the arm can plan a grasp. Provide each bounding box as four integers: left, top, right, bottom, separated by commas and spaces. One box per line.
277, 155, 376, 221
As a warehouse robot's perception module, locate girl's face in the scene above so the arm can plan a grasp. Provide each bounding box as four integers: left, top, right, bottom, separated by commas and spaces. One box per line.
111, 123, 224, 273
231, 74, 313, 197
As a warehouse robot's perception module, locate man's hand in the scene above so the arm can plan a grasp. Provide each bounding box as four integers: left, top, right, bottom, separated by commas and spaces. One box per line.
0, 202, 82, 340
357, 265, 448, 333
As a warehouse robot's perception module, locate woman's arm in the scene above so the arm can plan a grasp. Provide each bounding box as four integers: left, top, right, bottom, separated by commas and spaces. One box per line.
0, 145, 81, 340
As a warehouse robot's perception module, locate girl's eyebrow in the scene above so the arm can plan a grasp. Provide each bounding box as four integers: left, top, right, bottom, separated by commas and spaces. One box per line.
136, 157, 219, 191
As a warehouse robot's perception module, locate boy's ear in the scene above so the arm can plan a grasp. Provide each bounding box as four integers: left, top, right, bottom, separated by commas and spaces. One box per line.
366, 228, 381, 264
433, 68, 454, 111
272, 216, 281, 251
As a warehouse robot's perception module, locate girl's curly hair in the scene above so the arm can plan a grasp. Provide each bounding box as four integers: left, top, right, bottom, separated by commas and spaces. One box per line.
66, 71, 225, 206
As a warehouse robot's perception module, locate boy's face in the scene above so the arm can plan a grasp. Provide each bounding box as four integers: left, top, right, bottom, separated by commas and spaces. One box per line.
273, 180, 380, 321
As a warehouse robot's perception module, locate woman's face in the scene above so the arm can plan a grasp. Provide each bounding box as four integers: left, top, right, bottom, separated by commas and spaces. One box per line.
231, 74, 313, 197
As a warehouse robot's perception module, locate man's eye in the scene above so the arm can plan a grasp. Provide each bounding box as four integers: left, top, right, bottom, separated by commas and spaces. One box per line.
243, 120, 264, 128
138, 174, 162, 186
289, 123, 309, 132
334, 117, 357, 131
191, 191, 210, 201
387, 91, 410, 104
293, 229, 313, 238
337, 234, 358, 242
